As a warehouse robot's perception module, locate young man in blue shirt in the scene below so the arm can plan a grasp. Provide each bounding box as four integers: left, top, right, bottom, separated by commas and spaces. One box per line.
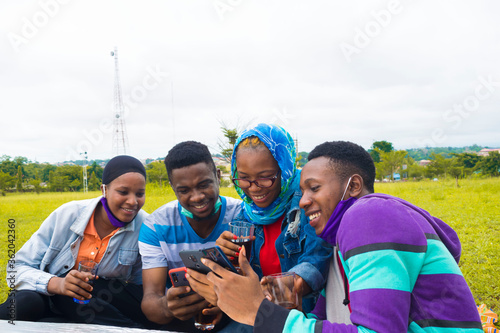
138, 141, 242, 332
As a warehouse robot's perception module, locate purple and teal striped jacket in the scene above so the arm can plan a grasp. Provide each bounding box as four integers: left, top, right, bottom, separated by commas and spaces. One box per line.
254, 193, 482, 332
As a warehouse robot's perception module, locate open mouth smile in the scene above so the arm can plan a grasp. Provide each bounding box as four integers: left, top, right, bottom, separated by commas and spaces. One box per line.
251, 193, 269, 203
193, 202, 209, 210
307, 212, 322, 227
121, 207, 136, 214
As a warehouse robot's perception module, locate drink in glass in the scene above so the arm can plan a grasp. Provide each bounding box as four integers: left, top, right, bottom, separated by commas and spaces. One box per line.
264, 272, 299, 310
228, 221, 254, 272
194, 306, 216, 330
73, 260, 98, 304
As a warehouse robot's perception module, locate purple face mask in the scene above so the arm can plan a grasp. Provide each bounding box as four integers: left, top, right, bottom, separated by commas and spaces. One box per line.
100, 197, 130, 228
319, 176, 357, 245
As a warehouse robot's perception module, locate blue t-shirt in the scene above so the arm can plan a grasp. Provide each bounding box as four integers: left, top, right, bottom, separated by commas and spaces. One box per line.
138, 196, 242, 277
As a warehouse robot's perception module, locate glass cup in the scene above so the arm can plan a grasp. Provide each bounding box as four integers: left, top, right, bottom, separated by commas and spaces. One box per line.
194, 306, 216, 331
73, 260, 98, 304
228, 221, 254, 273
264, 272, 299, 310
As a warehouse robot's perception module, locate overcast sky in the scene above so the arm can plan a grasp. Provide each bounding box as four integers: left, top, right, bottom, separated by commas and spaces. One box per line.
1, 0, 499, 163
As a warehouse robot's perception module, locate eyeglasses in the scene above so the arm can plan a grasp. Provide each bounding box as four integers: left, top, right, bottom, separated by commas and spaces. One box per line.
232, 172, 280, 189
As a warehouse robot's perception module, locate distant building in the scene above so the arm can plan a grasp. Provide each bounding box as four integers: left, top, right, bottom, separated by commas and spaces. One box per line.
212, 156, 231, 185
477, 148, 500, 157
213, 156, 230, 168
418, 160, 431, 166
56, 161, 75, 166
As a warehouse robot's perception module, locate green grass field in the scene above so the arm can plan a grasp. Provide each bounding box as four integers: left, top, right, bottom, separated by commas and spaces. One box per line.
1, 179, 499, 311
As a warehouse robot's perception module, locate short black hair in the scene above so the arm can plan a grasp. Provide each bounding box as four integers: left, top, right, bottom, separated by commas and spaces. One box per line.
164, 141, 216, 180
308, 141, 375, 193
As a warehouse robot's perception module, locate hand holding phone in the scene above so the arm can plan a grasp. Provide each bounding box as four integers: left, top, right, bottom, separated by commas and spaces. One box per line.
179, 246, 238, 275
169, 267, 195, 298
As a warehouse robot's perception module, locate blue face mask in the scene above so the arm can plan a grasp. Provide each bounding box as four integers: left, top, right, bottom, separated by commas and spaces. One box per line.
180, 197, 222, 220
319, 176, 357, 244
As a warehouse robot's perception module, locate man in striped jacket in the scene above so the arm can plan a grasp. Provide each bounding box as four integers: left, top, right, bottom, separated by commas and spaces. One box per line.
204, 140, 483, 333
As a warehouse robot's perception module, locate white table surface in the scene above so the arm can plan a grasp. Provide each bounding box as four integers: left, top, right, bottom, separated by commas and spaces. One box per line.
0, 320, 180, 333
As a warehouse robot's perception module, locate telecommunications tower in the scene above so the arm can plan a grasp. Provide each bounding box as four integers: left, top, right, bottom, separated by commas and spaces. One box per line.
81, 151, 88, 193
111, 47, 128, 155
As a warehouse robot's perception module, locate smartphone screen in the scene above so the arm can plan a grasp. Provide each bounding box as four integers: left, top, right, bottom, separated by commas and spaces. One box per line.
179, 246, 238, 275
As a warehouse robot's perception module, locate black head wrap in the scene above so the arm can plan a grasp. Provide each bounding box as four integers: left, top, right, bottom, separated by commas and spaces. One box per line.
102, 155, 146, 185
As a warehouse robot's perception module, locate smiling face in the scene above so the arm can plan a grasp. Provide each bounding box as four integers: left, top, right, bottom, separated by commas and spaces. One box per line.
170, 162, 221, 220
299, 156, 347, 235
235, 146, 281, 208
104, 172, 146, 223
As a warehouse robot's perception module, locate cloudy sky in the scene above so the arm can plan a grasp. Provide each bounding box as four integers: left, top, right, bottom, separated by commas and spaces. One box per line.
1, 0, 499, 163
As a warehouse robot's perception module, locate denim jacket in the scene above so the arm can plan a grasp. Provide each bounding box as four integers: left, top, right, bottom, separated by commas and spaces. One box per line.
235, 190, 332, 309
9, 197, 148, 295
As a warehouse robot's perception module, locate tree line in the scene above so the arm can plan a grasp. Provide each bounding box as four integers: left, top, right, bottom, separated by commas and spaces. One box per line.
367, 141, 500, 186
0, 156, 106, 194
1, 139, 498, 194
0, 155, 224, 194
218, 125, 499, 184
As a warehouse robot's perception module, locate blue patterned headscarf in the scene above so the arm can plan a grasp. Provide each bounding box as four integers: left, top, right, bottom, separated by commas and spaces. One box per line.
231, 123, 300, 225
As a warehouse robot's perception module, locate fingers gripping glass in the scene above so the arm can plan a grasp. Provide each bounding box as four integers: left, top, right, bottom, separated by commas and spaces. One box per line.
232, 172, 280, 189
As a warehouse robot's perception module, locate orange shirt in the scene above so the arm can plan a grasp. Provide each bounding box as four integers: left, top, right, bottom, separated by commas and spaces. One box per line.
73, 211, 119, 270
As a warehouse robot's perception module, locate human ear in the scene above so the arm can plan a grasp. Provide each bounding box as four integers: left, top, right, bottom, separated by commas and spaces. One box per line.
348, 174, 364, 198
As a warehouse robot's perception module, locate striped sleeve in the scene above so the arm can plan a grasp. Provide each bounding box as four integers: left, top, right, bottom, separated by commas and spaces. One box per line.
253, 299, 324, 333
309, 290, 327, 320
336, 196, 483, 333
253, 300, 359, 333
138, 216, 168, 270
336, 198, 430, 332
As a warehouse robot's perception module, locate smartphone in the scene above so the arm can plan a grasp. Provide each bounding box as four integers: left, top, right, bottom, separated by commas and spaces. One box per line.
169, 267, 190, 287
179, 246, 238, 275
169, 267, 195, 298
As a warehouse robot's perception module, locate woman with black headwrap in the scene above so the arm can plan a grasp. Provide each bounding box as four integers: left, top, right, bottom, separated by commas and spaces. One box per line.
0, 155, 151, 327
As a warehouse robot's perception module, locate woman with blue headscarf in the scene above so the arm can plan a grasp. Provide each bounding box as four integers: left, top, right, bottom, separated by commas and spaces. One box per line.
216, 123, 332, 312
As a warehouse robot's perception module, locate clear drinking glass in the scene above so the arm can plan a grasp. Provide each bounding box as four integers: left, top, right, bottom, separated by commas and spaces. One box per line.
264, 272, 299, 310
73, 260, 98, 305
228, 221, 254, 273
194, 306, 216, 330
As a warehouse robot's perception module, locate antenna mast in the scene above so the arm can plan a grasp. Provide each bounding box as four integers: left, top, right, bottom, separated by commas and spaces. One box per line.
81, 151, 88, 193
111, 46, 128, 155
